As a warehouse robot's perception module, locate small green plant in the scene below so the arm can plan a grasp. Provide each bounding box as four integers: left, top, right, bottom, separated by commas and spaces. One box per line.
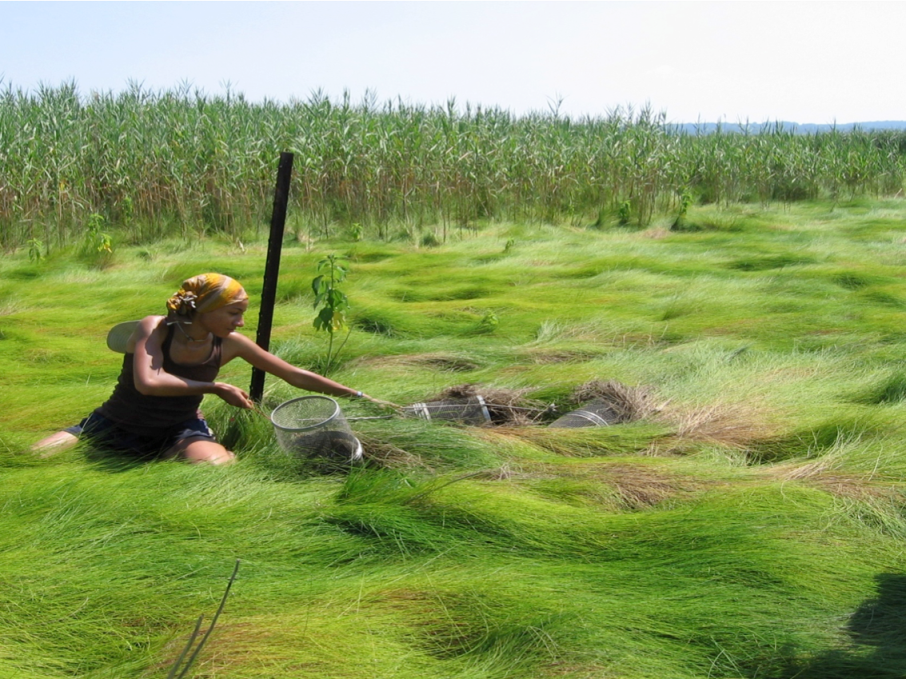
670, 192, 694, 231
421, 231, 440, 248
617, 201, 632, 226
86, 213, 113, 254
476, 311, 499, 334
121, 195, 134, 225
349, 222, 364, 241
77, 214, 115, 268
26, 238, 44, 263
504, 238, 516, 252
592, 209, 606, 229
312, 254, 351, 375
76, 214, 115, 269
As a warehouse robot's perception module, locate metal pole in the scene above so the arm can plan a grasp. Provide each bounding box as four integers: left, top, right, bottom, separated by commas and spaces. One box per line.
250, 152, 294, 403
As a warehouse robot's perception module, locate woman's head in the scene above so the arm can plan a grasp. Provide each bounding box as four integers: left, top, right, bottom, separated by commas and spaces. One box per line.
166, 273, 248, 319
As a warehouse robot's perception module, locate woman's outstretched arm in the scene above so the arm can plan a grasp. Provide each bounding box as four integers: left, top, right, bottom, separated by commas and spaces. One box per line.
224, 332, 396, 407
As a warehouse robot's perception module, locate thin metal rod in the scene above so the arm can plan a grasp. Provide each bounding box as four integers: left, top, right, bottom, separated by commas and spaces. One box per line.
407, 402, 549, 412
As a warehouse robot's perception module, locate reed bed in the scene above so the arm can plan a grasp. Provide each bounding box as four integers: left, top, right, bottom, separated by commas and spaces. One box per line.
2, 81, 905, 251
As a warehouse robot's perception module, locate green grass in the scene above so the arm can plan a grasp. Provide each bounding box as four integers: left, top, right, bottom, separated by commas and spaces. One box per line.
4, 200, 906, 677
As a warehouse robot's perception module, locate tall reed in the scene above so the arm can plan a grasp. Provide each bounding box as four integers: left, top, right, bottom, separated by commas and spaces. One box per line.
1, 81, 905, 250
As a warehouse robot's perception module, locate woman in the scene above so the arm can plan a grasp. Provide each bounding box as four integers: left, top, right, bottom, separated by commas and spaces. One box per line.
34, 273, 387, 465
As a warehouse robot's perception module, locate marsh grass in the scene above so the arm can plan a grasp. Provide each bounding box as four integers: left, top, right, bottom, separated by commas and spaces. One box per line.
4, 201, 906, 677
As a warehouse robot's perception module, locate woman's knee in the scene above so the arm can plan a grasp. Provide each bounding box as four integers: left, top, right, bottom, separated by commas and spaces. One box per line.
172, 438, 236, 465
197, 448, 236, 466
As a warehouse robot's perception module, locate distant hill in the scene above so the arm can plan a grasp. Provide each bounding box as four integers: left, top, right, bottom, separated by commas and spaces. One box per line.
669, 121, 906, 135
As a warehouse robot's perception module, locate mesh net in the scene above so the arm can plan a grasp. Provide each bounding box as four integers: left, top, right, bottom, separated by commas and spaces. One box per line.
270, 396, 362, 461
402, 396, 491, 424
271, 395, 340, 430
549, 399, 621, 428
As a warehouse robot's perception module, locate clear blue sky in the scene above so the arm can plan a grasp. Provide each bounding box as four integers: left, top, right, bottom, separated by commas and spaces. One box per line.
2, 1, 904, 124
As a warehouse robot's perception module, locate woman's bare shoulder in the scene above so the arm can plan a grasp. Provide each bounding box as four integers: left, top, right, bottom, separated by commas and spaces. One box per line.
137, 315, 168, 334
220, 330, 258, 361
129, 315, 169, 352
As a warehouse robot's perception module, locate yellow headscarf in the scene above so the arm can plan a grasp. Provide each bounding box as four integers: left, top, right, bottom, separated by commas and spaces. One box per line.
166, 273, 248, 317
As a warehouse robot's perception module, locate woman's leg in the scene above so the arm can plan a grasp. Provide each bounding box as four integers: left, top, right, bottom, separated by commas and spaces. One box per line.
165, 436, 236, 465
31, 431, 79, 457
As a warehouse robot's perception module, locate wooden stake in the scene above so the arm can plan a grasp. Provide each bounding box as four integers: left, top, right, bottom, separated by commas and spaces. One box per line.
251, 152, 294, 403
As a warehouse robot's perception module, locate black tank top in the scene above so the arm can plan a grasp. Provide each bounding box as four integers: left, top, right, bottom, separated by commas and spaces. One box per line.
96, 327, 223, 436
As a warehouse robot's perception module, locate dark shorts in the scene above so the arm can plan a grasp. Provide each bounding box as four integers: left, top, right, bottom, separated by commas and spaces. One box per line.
64, 411, 216, 458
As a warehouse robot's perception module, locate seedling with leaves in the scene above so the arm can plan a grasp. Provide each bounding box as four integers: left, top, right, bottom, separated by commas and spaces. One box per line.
670, 192, 694, 231
79, 213, 115, 269
617, 200, 632, 226
27, 238, 45, 263
86, 213, 113, 254
312, 254, 351, 375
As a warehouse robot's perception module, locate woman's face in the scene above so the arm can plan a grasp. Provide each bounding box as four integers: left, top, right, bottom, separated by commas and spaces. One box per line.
197, 299, 249, 337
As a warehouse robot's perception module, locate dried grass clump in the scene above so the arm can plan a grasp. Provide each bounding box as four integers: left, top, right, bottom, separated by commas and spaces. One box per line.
542, 662, 612, 677
470, 465, 523, 482
490, 426, 627, 458
771, 457, 841, 482
358, 434, 434, 471
524, 350, 601, 365
655, 401, 778, 453
603, 464, 690, 510
515, 461, 704, 511
804, 475, 895, 502
607, 464, 709, 510
644, 227, 671, 240
769, 462, 898, 502
353, 353, 480, 373
569, 379, 661, 424
428, 384, 550, 426
402, 354, 481, 372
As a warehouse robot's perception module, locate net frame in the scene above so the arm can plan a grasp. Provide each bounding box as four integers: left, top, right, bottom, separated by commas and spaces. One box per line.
271, 395, 341, 432
270, 396, 362, 462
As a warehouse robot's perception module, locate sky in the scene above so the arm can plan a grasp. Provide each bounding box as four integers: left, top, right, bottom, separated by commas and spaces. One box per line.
2, 1, 904, 125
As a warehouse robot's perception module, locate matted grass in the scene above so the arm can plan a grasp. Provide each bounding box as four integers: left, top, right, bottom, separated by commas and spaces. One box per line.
4, 201, 906, 677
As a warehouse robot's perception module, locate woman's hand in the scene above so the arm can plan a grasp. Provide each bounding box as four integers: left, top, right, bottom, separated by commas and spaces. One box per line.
214, 382, 254, 409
